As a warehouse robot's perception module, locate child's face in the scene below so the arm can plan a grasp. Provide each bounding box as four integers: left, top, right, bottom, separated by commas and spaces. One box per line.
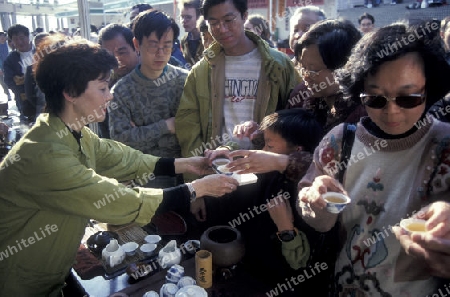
263, 129, 298, 155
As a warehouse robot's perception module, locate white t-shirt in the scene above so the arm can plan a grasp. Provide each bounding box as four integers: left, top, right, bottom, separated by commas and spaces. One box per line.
223, 48, 261, 149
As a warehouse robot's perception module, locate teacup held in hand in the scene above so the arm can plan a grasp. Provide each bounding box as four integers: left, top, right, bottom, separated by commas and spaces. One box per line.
400, 218, 427, 234
322, 192, 351, 214
212, 158, 233, 176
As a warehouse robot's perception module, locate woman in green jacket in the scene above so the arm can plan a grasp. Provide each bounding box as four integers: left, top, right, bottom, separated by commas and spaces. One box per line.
0, 36, 238, 297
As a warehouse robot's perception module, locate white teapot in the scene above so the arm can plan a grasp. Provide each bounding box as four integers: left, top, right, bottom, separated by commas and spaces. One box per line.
158, 240, 182, 269
102, 239, 125, 268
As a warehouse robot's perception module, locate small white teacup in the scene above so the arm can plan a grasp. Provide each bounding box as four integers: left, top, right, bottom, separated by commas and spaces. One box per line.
400, 218, 427, 234
121, 242, 139, 257
140, 243, 157, 257
212, 158, 233, 176
322, 192, 351, 214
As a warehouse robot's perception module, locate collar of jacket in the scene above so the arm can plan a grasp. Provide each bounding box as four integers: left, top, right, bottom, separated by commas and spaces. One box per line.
203, 31, 280, 82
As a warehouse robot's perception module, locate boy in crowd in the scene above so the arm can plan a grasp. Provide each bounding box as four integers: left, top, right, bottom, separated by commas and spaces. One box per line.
109, 10, 189, 188
200, 109, 329, 296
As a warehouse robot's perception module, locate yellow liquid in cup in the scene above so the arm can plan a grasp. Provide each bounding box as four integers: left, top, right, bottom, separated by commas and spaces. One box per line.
325, 196, 346, 203
406, 222, 426, 232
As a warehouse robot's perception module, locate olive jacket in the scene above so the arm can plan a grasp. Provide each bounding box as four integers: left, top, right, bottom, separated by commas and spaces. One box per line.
0, 114, 165, 296
175, 31, 301, 161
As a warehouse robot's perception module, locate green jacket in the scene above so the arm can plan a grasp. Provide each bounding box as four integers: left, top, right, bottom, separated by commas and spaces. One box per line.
0, 114, 165, 296
175, 31, 301, 160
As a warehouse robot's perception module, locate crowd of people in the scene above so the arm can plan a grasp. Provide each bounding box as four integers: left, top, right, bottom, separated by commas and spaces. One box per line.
0, 0, 450, 296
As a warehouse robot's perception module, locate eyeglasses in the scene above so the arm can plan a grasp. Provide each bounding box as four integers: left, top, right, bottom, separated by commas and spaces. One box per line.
180, 15, 193, 21
207, 15, 237, 31
360, 93, 426, 109
144, 43, 172, 55
299, 67, 325, 79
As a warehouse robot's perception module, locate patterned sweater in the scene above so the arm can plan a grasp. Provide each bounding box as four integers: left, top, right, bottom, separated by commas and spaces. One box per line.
299, 116, 450, 296
109, 64, 188, 157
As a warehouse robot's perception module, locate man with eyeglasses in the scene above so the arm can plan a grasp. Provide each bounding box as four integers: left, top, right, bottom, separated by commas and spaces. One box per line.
179, 0, 204, 66
109, 10, 189, 188
175, 0, 300, 181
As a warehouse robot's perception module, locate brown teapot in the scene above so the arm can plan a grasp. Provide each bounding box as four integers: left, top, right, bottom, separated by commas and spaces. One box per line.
200, 226, 245, 267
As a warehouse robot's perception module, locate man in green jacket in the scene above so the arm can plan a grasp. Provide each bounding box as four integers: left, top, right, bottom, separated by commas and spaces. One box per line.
175, 0, 300, 180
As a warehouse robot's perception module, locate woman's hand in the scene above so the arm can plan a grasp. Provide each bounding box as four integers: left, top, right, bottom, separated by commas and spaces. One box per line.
203, 149, 231, 166
297, 175, 346, 232
174, 157, 213, 176
392, 201, 450, 278
192, 174, 239, 198
267, 196, 294, 231
233, 121, 259, 140
228, 150, 289, 174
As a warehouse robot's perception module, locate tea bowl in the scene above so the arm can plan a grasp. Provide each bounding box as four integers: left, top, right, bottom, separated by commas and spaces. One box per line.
212, 158, 233, 176
145, 234, 162, 244
400, 218, 427, 234
140, 243, 157, 257
322, 192, 351, 214
122, 242, 139, 257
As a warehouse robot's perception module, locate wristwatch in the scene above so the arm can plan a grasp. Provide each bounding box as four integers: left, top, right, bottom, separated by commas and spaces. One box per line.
186, 183, 196, 203
277, 229, 297, 242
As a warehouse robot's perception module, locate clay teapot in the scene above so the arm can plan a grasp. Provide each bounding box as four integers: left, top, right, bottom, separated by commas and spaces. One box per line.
200, 226, 245, 267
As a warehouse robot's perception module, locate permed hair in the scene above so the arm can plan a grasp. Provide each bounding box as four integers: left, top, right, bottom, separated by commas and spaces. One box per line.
336, 19, 450, 110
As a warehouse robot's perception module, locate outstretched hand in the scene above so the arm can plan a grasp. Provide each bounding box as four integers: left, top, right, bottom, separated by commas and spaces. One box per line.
393, 201, 450, 278
228, 150, 289, 174
297, 175, 346, 232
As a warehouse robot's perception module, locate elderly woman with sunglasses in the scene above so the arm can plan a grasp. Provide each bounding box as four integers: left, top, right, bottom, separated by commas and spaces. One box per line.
287, 19, 366, 134
297, 20, 450, 296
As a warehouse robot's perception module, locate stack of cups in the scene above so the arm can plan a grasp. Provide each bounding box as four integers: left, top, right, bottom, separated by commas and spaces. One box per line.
165, 264, 184, 284
195, 250, 213, 288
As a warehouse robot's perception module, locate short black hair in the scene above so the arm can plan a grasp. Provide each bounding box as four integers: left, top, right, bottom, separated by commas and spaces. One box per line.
197, 15, 209, 32
179, 0, 202, 19
0, 32, 5, 37
295, 19, 361, 70
34, 36, 117, 115
259, 108, 323, 153
358, 12, 375, 25
133, 9, 180, 44
98, 23, 135, 51
202, 0, 247, 19
7, 24, 30, 38
336, 20, 450, 110
131, 3, 153, 12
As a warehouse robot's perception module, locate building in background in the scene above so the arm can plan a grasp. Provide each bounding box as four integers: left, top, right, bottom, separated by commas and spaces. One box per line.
0, 0, 337, 45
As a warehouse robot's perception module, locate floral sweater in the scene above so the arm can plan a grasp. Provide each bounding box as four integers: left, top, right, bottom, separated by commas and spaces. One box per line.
298, 116, 450, 296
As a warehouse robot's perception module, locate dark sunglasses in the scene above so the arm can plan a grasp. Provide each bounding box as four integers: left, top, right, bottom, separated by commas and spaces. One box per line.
360, 93, 426, 109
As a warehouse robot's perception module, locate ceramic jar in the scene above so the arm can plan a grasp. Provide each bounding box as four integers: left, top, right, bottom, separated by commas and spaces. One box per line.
200, 226, 245, 267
